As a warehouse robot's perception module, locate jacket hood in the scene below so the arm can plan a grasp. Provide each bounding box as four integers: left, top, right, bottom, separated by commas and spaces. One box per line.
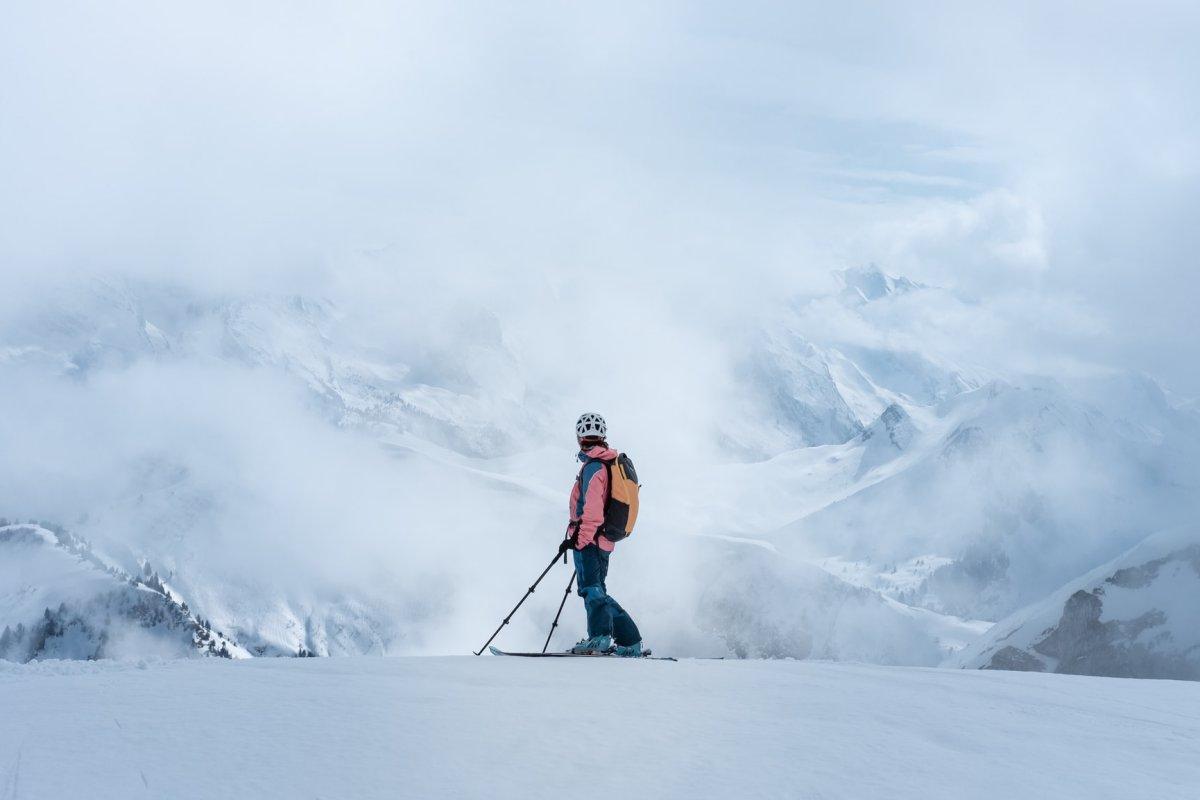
578, 444, 618, 461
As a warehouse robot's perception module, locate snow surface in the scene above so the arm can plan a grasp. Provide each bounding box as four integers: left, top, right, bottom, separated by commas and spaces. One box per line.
1, 657, 1197, 799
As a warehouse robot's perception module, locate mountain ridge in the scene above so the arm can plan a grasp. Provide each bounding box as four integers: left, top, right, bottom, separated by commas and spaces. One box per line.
3, 268, 1197, 677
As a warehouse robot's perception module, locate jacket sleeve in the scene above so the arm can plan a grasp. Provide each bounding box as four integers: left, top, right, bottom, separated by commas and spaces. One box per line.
570, 461, 608, 548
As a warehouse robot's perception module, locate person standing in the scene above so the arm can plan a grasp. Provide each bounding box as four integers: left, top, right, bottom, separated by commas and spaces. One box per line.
559, 412, 644, 657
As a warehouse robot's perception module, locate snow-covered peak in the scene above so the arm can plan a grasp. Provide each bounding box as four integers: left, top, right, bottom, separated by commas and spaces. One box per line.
854, 404, 917, 478
860, 403, 915, 451
836, 264, 924, 305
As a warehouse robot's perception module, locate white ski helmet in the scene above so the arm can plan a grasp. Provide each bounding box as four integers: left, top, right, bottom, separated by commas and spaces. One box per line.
575, 412, 607, 440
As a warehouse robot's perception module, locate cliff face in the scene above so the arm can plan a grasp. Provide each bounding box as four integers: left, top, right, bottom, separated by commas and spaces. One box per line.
959, 531, 1200, 680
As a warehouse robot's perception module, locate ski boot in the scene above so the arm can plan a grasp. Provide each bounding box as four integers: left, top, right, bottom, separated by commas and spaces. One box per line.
570, 635, 613, 654
614, 641, 644, 658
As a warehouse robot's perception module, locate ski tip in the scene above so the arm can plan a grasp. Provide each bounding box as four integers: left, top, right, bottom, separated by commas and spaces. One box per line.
488, 645, 504, 656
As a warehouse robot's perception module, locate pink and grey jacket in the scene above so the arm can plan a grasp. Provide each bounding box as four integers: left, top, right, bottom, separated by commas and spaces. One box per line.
568, 444, 618, 552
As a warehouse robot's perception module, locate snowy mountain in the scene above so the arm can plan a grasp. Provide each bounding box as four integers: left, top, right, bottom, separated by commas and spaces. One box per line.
0, 277, 548, 455
957, 527, 1200, 679
758, 380, 1200, 621
0, 523, 245, 661
721, 333, 866, 457
721, 265, 984, 459
694, 541, 988, 663
838, 263, 925, 304
3, 267, 1198, 679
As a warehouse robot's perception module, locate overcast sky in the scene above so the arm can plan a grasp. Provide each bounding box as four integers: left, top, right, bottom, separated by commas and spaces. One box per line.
3, 1, 1198, 392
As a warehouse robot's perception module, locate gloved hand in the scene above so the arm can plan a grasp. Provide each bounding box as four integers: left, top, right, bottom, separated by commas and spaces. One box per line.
557, 535, 578, 555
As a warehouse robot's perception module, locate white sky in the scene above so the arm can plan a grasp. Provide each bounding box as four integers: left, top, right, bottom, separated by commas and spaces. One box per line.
2, 1, 1198, 391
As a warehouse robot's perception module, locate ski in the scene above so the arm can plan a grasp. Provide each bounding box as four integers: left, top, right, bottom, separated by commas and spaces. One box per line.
488, 645, 676, 661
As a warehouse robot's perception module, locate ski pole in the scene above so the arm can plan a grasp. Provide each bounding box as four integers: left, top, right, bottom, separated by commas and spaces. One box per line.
473, 551, 562, 656
541, 570, 576, 653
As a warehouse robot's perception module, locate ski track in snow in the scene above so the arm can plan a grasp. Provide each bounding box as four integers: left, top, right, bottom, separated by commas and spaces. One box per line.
1, 657, 1198, 799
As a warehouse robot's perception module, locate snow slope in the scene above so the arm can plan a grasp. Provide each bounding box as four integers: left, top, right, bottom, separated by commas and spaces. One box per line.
692, 543, 988, 663
1, 657, 1197, 799
721, 265, 985, 460
0, 524, 246, 662
957, 527, 1200, 679
764, 382, 1200, 620
0, 277, 547, 455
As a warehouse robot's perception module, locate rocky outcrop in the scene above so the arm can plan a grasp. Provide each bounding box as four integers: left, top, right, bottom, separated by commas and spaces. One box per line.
958, 531, 1200, 680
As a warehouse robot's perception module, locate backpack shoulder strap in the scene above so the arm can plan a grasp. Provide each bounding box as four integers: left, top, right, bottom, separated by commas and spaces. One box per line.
602, 459, 613, 508
580, 455, 616, 509
575, 456, 606, 513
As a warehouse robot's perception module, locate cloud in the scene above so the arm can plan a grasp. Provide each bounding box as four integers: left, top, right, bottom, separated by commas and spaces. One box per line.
2, 0, 1197, 445
2, 3, 1195, 361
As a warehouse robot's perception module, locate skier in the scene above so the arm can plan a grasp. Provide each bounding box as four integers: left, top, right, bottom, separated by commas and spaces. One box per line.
558, 412, 644, 656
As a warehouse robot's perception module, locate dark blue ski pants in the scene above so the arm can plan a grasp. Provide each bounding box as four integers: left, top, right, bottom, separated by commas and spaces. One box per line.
573, 544, 641, 646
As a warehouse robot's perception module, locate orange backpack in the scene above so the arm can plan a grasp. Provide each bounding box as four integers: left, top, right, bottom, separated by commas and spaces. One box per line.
593, 453, 640, 542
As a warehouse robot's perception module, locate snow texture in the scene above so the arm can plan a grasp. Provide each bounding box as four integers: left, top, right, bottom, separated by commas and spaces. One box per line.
0, 656, 1197, 799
